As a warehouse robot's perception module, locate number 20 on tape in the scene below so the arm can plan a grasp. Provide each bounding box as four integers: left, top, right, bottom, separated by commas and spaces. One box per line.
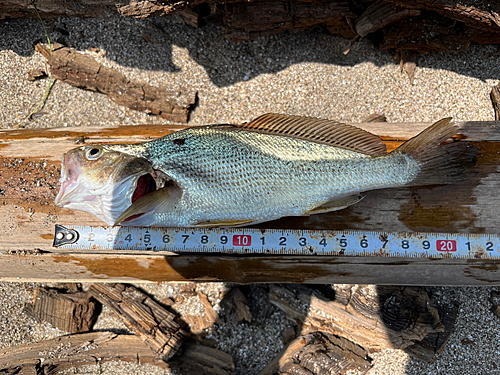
436, 240, 456, 252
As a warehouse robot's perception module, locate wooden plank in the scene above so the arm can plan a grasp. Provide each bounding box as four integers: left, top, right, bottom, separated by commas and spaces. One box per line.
1, 121, 500, 284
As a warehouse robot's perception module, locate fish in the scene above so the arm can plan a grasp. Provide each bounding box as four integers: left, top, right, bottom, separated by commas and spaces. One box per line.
54, 113, 477, 227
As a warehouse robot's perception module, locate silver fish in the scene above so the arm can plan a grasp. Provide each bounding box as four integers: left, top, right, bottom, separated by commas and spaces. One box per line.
54, 113, 476, 227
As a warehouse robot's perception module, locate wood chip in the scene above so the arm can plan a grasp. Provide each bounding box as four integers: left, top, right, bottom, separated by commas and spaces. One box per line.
491, 84, 500, 121
89, 283, 186, 361
220, 287, 252, 324
400, 50, 419, 84
362, 113, 387, 123
177, 291, 222, 335
169, 341, 236, 375
36, 44, 196, 123
24, 287, 98, 333
26, 68, 47, 81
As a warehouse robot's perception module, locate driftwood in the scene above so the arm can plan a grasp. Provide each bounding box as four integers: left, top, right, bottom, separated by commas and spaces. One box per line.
260, 331, 372, 375
4, 1, 500, 53
24, 287, 98, 333
0, 331, 235, 374
36, 44, 196, 123
1, 121, 500, 284
268, 284, 457, 361
88, 283, 187, 361
0, 331, 169, 373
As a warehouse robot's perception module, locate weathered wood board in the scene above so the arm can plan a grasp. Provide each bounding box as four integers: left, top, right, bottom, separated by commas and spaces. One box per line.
1, 121, 500, 285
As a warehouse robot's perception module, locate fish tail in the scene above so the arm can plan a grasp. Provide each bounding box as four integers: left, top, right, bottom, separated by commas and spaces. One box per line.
393, 118, 478, 186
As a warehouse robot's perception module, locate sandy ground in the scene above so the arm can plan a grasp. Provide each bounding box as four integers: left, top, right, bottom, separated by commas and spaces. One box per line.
1, 15, 500, 375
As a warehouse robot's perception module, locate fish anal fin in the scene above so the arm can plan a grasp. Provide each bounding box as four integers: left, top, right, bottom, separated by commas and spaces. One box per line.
194, 219, 255, 228
305, 194, 365, 215
240, 113, 387, 156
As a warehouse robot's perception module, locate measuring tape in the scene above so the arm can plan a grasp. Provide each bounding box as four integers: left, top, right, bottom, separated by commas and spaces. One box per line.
53, 225, 500, 258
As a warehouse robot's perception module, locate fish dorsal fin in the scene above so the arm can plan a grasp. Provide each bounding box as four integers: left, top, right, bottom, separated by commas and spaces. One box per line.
240, 113, 387, 156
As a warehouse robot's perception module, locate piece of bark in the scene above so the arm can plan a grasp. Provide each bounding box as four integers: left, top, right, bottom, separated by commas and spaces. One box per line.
27, 68, 47, 81
179, 292, 222, 335
269, 284, 454, 360
362, 113, 387, 123
278, 332, 372, 375
489, 290, 500, 318
220, 287, 252, 324
491, 84, 500, 121
0, 331, 169, 373
379, 12, 473, 53
36, 44, 196, 123
400, 50, 419, 84
88, 283, 186, 361
405, 300, 459, 362
355, 0, 421, 37
0, 0, 189, 19
221, 0, 354, 42
387, 0, 500, 31
24, 287, 98, 333
169, 340, 236, 375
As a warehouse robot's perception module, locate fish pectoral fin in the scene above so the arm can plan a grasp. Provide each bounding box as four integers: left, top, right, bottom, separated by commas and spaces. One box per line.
304, 194, 365, 215
114, 183, 182, 226
194, 219, 255, 228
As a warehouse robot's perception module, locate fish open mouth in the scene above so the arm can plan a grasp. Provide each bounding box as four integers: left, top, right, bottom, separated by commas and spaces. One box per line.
123, 173, 158, 223
115, 170, 182, 226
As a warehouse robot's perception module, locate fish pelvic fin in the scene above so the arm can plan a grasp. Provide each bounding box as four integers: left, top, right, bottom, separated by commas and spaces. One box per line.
394, 118, 478, 186
304, 194, 365, 215
194, 219, 256, 227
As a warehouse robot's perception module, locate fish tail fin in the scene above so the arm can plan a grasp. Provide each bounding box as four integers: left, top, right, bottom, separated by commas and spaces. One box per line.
393, 118, 478, 186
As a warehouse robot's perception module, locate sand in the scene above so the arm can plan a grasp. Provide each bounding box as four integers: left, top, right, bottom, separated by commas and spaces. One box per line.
1, 14, 500, 375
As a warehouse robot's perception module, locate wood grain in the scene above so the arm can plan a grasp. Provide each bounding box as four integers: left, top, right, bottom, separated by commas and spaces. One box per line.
1, 121, 500, 284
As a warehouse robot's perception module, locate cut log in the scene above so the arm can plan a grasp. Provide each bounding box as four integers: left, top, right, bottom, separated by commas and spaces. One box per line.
88, 283, 187, 361
36, 44, 196, 123
1, 121, 500, 284
268, 284, 456, 360
24, 287, 98, 333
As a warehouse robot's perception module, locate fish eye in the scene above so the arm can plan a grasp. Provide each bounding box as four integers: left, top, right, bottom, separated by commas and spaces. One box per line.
85, 146, 103, 160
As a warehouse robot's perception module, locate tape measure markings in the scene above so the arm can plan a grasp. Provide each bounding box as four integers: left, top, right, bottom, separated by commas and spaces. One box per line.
53, 225, 500, 258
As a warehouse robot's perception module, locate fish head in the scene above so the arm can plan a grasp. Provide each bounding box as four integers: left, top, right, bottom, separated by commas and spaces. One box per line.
54, 144, 162, 226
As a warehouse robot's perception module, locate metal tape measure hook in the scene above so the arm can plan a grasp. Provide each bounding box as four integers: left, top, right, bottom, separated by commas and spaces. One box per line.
53, 225, 79, 247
